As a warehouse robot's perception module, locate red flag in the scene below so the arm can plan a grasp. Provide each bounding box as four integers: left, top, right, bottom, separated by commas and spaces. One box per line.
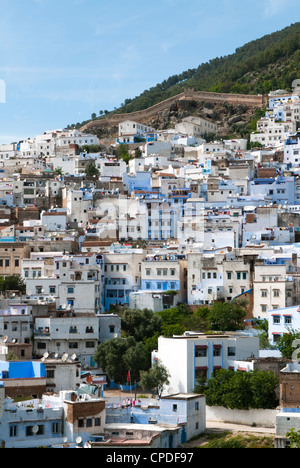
127, 371, 131, 383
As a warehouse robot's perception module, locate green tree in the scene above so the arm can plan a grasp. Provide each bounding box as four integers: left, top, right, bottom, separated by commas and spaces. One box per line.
286, 428, 300, 448
116, 144, 131, 164
81, 144, 102, 153
276, 329, 300, 359
85, 162, 99, 177
199, 301, 247, 332
135, 147, 142, 158
120, 308, 162, 342
140, 360, 170, 398
196, 369, 279, 410
53, 167, 63, 176
94, 336, 150, 384
158, 304, 193, 337
123, 341, 150, 382
0, 275, 26, 294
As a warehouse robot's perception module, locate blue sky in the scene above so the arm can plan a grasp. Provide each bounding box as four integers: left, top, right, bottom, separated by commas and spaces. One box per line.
0, 0, 299, 144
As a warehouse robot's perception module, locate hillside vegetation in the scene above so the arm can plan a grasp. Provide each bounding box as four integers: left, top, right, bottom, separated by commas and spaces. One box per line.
73, 22, 300, 131
117, 22, 300, 113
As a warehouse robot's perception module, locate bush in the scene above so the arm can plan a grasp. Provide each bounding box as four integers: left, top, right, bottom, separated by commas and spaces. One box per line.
196, 368, 279, 410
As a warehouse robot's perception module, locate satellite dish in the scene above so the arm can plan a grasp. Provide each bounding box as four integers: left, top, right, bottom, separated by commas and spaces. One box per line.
54, 353, 58, 358
62, 304, 67, 309
3, 336, 8, 343
32, 425, 39, 434
76, 436, 82, 444
113, 333, 118, 339
71, 353, 77, 361
43, 352, 49, 359
62, 353, 68, 362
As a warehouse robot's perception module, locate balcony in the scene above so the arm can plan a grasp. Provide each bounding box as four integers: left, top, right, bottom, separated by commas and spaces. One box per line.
35, 328, 50, 337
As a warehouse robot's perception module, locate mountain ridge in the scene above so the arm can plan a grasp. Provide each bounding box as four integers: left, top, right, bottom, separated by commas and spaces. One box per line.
74, 22, 300, 140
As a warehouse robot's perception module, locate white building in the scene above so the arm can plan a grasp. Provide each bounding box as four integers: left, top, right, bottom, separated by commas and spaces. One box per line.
267, 305, 300, 346
253, 263, 293, 319
284, 136, 300, 167
24, 255, 103, 314
41, 209, 67, 232
250, 117, 296, 147
153, 332, 259, 394
118, 120, 155, 144
34, 313, 121, 368
175, 116, 217, 138
63, 188, 93, 227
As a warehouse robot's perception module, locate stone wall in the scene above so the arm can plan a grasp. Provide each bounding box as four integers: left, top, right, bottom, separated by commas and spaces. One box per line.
206, 405, 279, 428
81, 89, 267, 132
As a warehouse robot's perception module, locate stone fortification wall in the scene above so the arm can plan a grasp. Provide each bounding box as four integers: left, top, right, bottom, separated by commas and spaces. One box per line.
81, 89, 267, 131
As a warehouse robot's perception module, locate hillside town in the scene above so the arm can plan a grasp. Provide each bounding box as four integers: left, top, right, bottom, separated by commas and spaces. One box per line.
1, 86, 300, 449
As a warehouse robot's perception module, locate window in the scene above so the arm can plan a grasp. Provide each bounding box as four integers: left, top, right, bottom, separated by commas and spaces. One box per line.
227, 272, 232, 280
284, 316, 292, 325
273, 289, 280, 297
173, 404, 178, 412
273, 315, 280, 324
195, 347, 207, 357
26, 425, 44, 436
261, 290, 267, 297
237, 272, 241, 280
261, 305, 267, 312
86, 418, 93, 428
213, 345, 222, 357
69, 342, 78, 349
52, 422, 61, 434
10, 425, 18, 437
86, 341, 95, 348
67, 287, 74, 294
